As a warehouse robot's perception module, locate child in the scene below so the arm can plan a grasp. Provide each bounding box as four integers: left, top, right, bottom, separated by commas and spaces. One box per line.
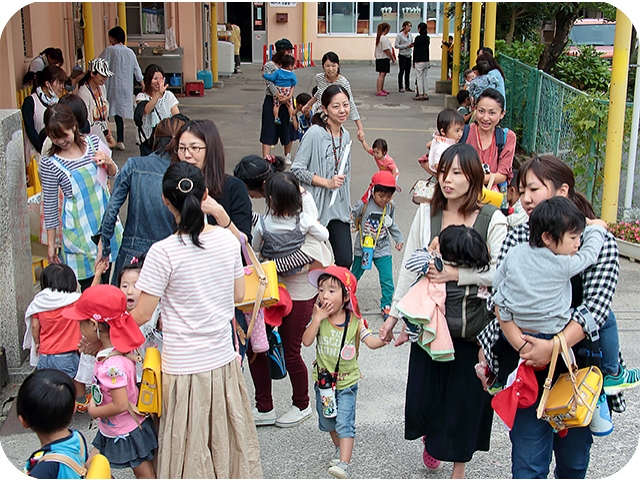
302, 266, 386, 479
351, 171, 404, 320
18, 369, 89, 478
397, 225, 492, 347
456, 90, 473, 124
463, 69, 476, 90
492, 197, 614, 435
358, 137, 399, 178
23, 263, 91, 412
425, 108, 465, 176
468, 61, 500, 102
62, 284, 158, 478
252, 171, 330, 276
262, 55, 298, 125
294, 92, 313, 140
502, 170, 528, 229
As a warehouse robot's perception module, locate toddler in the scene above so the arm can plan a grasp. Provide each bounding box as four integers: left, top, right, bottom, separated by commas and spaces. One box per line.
262, 55, 298, 125
302, 266, 386, 479
468, 61, 500, 101
294, 92, 313, 140
24, 263, 90, 412
252, 171, 330, 276
63, 284, 158, 478
18, 369, 89, 479
456, 90, 473, 124
351, 171, 404, 320
425, 108, 465, 176
463, 68, 476, 90
358, 137, 399, 178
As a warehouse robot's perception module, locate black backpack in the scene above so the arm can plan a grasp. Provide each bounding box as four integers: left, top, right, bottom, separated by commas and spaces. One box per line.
134, 101, 189, 149
460, 124, 508, 158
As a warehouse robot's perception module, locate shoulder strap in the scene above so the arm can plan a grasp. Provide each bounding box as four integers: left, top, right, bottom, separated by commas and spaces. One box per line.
38, 453, 87, 478
429, 209, 443, 243
537, 334, 561, 420
473, 204, 498, 241
460, 124, 470, 144
495, 127, 507, 158
333, 312, 351, 378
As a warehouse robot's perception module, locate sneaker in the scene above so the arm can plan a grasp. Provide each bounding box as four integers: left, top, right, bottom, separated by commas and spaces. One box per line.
75, 393, 91, 414
381, 305, 391, 321
274, 117, 282, 125
406, 88, 414, 92
285, 153, 292, 165
603, 366, 640, 395
422, 437, 443, 471
590, 393, 614, 436
375, 91, 388, 97
328, 461, 350, 479
252, 407, 276, 426
398, 88, 405, 93
275, 404, 312, 428
329, 446, 341, 467
114, 142, 126, 151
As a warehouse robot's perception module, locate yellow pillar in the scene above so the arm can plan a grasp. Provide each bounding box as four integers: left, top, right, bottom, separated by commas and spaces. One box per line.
441, 2, 449, 82
601, 10, 633, 222
451, 3, 462, 96
83, 2, 94, 61
469, 1, 482, 67
117, 2, 127, 38
210, 3, 219, 82
484, 2, 497, 53
302, 2, 308, 44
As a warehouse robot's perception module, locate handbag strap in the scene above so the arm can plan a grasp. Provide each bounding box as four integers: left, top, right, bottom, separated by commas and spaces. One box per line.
240, 235, 268, 338
536, 334, 561, 419
332, 312, 351, 382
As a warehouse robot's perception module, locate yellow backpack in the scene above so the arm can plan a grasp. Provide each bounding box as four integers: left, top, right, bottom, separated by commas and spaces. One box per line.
137, 347, 162, 417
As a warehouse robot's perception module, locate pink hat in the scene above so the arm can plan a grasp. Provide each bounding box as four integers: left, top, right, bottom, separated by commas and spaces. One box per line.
491, 361, 539, 430
62, 285, 145, 353
361, 170, 401, 203
308, 266, 361, 318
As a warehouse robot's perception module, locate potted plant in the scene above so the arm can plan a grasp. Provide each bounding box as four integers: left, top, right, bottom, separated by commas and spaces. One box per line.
608, 220, 640, 262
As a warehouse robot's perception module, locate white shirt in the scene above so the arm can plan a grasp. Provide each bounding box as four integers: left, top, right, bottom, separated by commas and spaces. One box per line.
375, 36, 393, 59
135, 91, 179, 142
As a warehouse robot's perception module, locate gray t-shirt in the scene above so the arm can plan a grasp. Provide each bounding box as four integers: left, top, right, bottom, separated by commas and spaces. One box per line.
493, 225, 606, 334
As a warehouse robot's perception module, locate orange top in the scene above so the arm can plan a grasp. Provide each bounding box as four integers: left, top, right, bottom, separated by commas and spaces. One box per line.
35, 304, 82, 354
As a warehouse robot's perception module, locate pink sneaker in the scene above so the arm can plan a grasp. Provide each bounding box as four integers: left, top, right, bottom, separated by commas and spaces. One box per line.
382, 90, 389, 94
376, 91, 388, 97
422, 437, 443, 471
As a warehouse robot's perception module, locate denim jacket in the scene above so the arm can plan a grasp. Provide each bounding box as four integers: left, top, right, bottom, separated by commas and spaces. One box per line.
100, 153, 175, 281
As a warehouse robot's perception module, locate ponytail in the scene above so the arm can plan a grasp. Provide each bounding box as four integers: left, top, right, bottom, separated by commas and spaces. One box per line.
178, 189, 205, 248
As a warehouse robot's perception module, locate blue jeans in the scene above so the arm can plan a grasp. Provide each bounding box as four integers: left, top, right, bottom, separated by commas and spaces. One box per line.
315, 382, 358, 438
510, 403, 592, 478
598, 310, 619, 376
351, 255, 394, 309
37, 352, 80, 380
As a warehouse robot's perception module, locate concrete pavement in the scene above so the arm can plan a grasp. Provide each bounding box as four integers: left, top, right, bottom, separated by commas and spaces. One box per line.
1, 62, 639, 479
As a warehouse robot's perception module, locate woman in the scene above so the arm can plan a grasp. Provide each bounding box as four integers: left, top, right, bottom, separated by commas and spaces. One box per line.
380, 143, 507, 479
234, 154, 332, 428
99, 26, 144, 150
477, 155, 626, 479
302, 51, 365, 142
375, 22, 396, 96
21, 65, 67, 161
395, 21, 414, 93
131, 162, 262, 479
413, 22, 430, 101
39, 103, 122, 290
475, 52, 506, 108
463, 88, 516, 191
99, 117, 186, 284
28, 47, 64, 72
77, 57, 117, 149
260, 38, 297, 162
291, 85, 353, 268
135, 64, 180, 156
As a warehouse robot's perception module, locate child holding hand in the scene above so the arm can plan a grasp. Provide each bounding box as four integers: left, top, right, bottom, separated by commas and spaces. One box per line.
303, 266, 386, 479
358, 137, 399, 178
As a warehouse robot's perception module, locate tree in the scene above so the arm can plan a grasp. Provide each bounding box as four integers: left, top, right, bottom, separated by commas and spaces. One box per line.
537, 3, 582, 72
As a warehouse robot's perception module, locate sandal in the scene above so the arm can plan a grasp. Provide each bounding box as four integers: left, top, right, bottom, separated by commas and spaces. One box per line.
422, 436, 443, 471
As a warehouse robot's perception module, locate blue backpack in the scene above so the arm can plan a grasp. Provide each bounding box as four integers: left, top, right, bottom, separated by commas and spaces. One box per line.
267, 329, 287, 380
460, 125, 508, 158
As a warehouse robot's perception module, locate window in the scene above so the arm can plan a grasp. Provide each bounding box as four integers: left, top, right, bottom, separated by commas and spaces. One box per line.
330, 2, 356, 34
372, 2, 398, 34
126, 2, 165, 37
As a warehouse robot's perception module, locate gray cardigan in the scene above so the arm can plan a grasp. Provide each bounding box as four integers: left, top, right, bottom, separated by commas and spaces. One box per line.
291, 124, 352, 226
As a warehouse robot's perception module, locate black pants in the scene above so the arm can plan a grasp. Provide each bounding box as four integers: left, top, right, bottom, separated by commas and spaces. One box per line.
327, 220, 352, 268
398, 55, 412, 89
114, 115, 124, 143
78, 264, 112, 291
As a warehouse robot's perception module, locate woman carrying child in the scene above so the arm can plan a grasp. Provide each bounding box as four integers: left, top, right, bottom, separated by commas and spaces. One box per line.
303, 266, 386, 479
380, 143, 507, 478
424, 108, 465, 177
130, 162, 262, 478
62, 284, 157, 478
292, 85, 354, 268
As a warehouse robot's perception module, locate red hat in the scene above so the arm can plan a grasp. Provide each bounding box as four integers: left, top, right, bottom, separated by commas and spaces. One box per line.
491, 360, 539, 430
308, 266, 361, 318
62, 285, 145, 353
264, 285, 293, 327
361, 170, 401, 203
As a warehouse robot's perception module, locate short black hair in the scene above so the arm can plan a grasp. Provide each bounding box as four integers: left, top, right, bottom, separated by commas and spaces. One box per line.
317, 274, 349, 304
296, 92, 312, 108
529, 197, 586, 248
373, 184, 396, 196
456, 90, 470, 105
436, 108, 465, 134
265, 171, 303, 217
439, 225, 490, 272
17, 369, 75, 434
281, 55, 296, 69
40, 263, 77, 293
108, 26, 126, 44
117, 253, 146, 286
476, 61, 491, 76
509, 169, 519, 189
371, 138, 388, 153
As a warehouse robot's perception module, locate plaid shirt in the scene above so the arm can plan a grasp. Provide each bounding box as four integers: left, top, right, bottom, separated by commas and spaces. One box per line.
477, 223, 626, 413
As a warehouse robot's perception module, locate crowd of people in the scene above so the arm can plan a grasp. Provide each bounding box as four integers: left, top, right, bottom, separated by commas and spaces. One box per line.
16, 31, 640, 480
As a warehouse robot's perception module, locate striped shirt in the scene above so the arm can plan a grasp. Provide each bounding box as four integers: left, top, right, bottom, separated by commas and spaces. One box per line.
135, 228, 244, 375
40, 134, 115, 230
313, 73, 361, 122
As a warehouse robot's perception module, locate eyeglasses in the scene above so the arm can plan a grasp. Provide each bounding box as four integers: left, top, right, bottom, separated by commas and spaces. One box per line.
175, 145, 206, 155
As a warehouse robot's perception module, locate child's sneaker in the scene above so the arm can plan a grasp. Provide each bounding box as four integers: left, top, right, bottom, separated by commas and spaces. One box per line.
421, 437, 442, 471
328, 461, 350, 479
274, 117, 282, 125
603, 366, 640, 395
75, 393, 91, 413
285, 153, 292, 165
590, 393, 614, 436
329, 446, 341, 467
381, 305, 391, 321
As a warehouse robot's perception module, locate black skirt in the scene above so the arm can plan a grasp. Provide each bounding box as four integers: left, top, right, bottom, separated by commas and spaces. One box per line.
404, 339, 493, 463
92, 416, 158, 469
375, 58, 391, 73
259, 95, 297, 147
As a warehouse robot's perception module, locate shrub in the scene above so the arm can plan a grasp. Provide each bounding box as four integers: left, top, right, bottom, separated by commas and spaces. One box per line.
608, 220, 640, 244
